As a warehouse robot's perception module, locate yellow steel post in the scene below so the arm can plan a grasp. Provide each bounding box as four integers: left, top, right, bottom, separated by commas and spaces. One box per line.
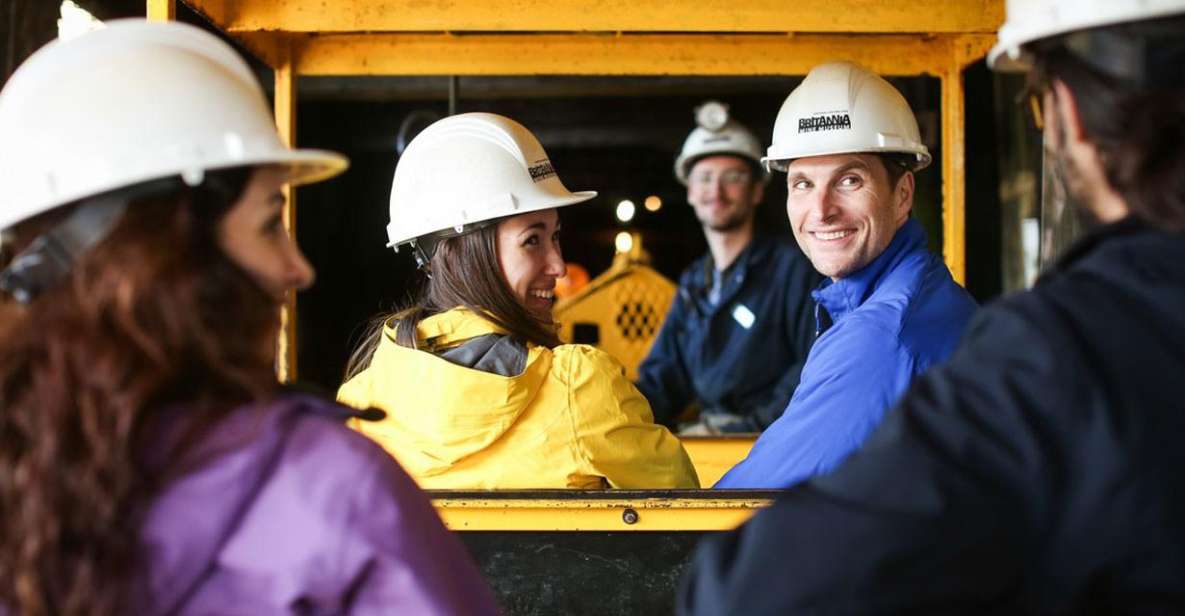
274, 41, 298, 383
940, 50, 968, 286
937, 35, 995, 286
146, 0, 175, 21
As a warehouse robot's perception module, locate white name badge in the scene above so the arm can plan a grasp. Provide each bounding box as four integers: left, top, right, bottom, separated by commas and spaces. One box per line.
732, 303, 756, 329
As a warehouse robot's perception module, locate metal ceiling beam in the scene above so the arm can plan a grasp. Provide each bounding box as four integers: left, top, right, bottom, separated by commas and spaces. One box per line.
185, 0, 1003, 35
237, 32, 995, 78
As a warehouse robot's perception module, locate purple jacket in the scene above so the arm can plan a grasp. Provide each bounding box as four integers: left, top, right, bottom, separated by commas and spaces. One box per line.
138, 394, 498, 615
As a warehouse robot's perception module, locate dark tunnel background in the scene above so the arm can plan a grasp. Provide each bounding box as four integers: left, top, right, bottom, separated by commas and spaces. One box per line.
290, 70, 1002, 391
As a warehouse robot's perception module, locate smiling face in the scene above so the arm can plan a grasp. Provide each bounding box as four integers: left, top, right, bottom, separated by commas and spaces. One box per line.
785, 153, 913, 280
495, 208, 566, 321
217, 166, 315, 303
686, 155, 764, 233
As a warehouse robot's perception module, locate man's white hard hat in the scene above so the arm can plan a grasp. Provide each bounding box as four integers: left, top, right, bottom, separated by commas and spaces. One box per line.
763, 61, 930, 173
989, 0, 1185, 72
674, 101, 767, 185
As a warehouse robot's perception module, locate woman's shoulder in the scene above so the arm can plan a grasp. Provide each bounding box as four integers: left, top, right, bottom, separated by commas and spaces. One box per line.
232, 394, 435, 535
194, 393, 415, 502
265, 393, 405, 474
549, 343, 629, 375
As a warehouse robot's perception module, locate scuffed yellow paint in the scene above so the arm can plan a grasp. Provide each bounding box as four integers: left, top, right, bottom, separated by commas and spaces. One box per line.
188, 0, 1003, 35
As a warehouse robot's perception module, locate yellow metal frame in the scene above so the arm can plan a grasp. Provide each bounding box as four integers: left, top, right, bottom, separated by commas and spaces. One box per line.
432, 491, 776, 531
180, 0, 1002, 34
429, 437, 758, 531
158, 0, 1000, 382
146, 0, 174, 21
681, 436, 756, 487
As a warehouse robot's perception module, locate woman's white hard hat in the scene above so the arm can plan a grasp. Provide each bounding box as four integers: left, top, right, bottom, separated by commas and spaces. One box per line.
386, 112, 596, 250
0, 19, 348, 232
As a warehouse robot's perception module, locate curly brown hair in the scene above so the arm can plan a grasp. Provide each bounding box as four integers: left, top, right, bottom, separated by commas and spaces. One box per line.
0, 168, 280, 615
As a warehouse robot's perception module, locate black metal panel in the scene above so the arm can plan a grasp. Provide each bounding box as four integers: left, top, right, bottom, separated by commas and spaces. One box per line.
460, 531, 704, 616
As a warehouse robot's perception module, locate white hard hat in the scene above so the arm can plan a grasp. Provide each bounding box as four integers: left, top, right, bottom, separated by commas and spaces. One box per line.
674, 101, 767, 185
989, 0, 1185, 72
763, 61, 931, 173
386, 112, 596, 250
0, 19, 348, 233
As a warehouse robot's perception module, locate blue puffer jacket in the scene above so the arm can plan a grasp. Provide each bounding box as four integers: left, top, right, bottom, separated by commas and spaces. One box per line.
716, 219, 977, 488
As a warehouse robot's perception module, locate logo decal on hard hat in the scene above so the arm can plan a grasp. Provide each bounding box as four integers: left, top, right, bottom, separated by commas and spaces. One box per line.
798, 112, 853, 134
528, 160, 557, 182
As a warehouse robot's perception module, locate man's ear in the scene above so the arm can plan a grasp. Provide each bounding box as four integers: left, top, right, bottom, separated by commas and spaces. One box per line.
895, 170, 915, 221
1050, 79, 1088, 145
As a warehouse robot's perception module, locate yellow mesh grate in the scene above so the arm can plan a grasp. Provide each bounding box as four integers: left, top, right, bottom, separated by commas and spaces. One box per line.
555, 253, 676, 381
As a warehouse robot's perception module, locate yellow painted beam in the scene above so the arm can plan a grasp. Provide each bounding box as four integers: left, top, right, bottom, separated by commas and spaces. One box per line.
274, 46, 298, 383
189, 0, 1002, 34
938, 36, 993, 285
433, 494, 774, 531
681, 437, 755, 487
941, 69, 966, 284
246, 33, 1000, 77
146, 0, 175, 21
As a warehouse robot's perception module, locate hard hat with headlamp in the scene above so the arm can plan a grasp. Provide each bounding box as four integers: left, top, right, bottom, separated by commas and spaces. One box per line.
763, 61, 931, 174
674, 101, 767, 185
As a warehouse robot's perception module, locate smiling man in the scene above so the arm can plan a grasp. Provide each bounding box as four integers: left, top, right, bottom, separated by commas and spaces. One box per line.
715, 62, 977, 488
635, 101, 819, 434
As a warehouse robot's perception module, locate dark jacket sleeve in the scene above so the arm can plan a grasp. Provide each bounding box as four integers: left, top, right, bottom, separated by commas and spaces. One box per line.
635, 285, 695, 427
746, 258, 819, 430
680, 301, 1068, 614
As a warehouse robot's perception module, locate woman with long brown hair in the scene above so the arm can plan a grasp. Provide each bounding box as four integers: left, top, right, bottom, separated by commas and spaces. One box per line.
338, 113, 698, 490
0, 20, 496, 615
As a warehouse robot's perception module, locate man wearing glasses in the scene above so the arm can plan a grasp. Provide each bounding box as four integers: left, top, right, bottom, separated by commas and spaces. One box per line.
635, 101, 819, 435
715, 62, 977, 488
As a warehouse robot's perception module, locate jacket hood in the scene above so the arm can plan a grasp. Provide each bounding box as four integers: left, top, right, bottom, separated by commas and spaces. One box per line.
339, 308, 551, 477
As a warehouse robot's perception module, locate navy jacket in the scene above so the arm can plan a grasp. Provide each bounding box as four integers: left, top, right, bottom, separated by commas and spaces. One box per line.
717, 219, 977, 488
635, 234, 819, 431
681, 219, 1185, 613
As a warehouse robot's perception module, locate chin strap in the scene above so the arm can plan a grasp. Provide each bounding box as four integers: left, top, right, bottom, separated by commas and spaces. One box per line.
0, 197, 128, 303
399, 217, 504, 279
0, 178, 186, 304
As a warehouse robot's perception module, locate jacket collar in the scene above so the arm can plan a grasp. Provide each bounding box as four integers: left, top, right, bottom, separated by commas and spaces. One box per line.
1037, 216, 1150, 283
694, 233, 778, 291
384, 307, 510, 350
811, 218, 926, 323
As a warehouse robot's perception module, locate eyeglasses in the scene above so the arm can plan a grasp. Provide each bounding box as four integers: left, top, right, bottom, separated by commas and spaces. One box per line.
689, 169, 752, 187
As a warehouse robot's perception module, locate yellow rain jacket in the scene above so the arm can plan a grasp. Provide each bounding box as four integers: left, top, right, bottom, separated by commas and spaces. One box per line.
338, 308, 699, 489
